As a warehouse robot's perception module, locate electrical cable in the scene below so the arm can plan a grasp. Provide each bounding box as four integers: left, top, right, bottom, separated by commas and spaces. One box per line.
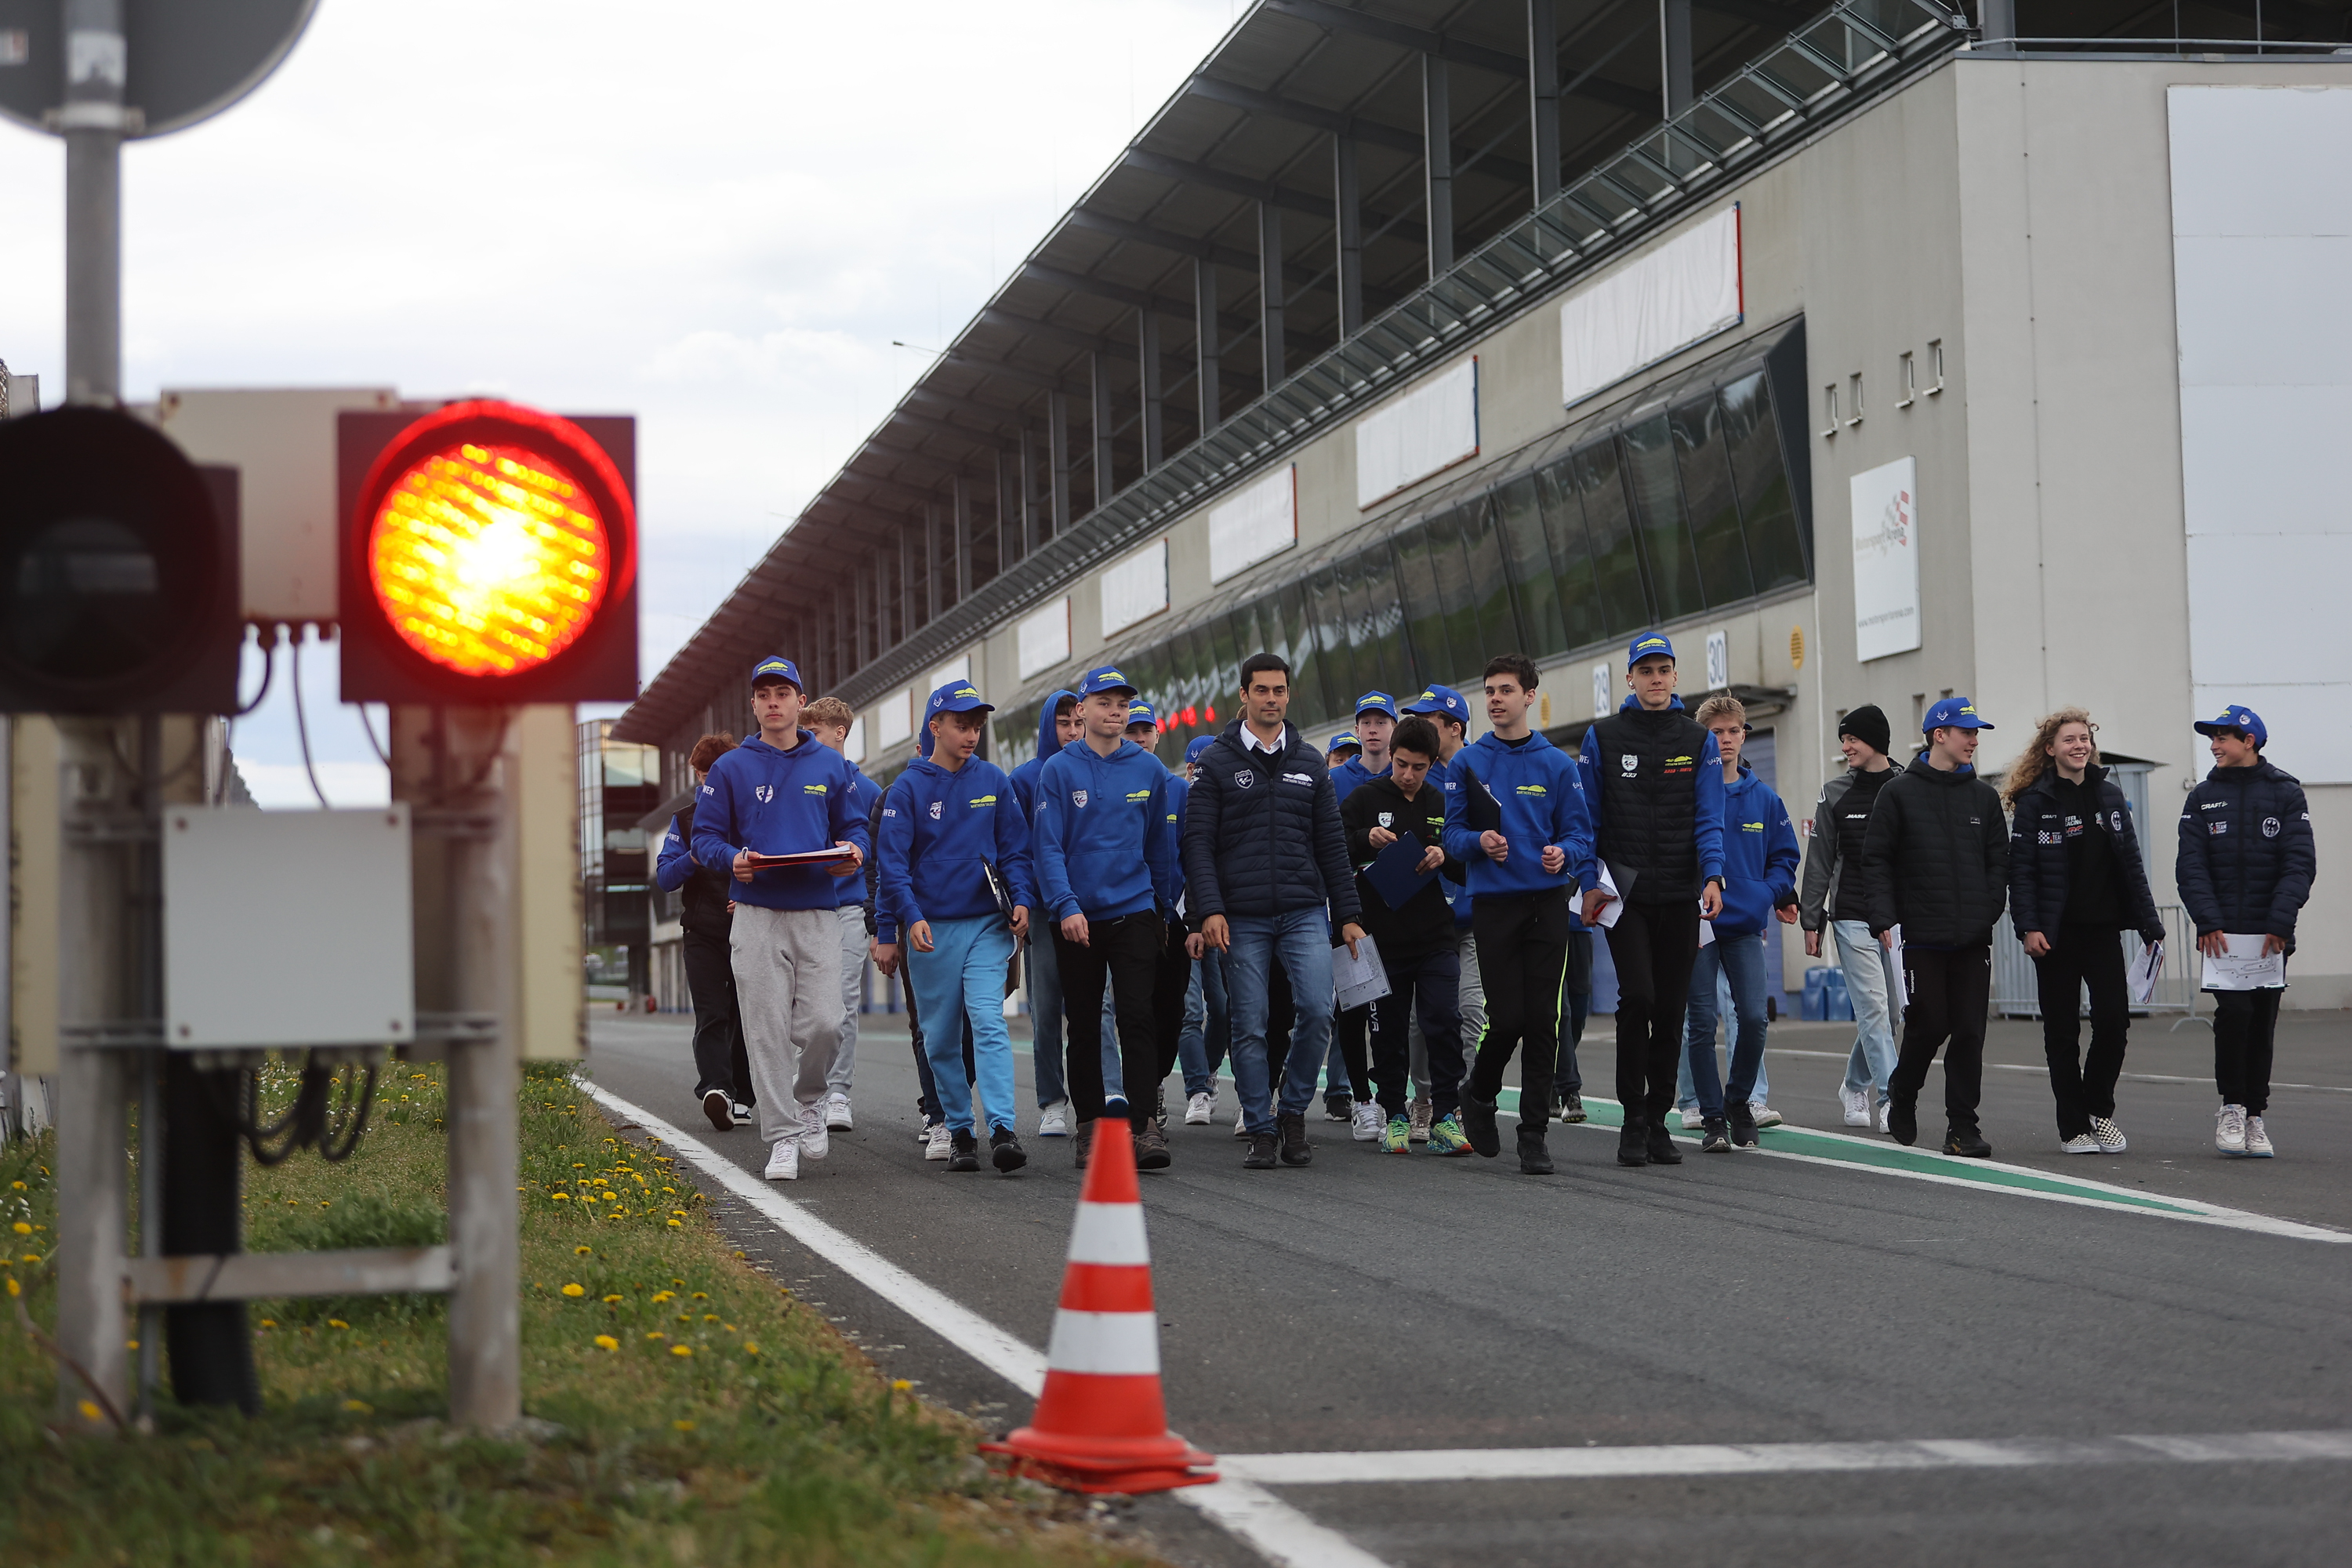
316, 1063, 379, 1163
291, 633, 332, 809
233, 628, 278, 717
357, 702, 390, 768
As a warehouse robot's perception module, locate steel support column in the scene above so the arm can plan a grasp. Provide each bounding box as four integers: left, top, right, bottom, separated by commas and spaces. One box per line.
897, 528, 913, 646
1019, 430, 1041, 553
924, 504, 942, 625
1333, 136, 1364, 337
1529, 0, 1562, 206
952, 477, 975, 601
1090, 353, 1116, 512
1194, 258, 1221, 432
1423, 54, 1454, 278
1660, 0, 1694, 120
1138, 309, 1164, 470
1980, 0, 2015, 50
1258, 202, 1284, 388
995, 448, 1017, 566
1047, 391, 1072, 536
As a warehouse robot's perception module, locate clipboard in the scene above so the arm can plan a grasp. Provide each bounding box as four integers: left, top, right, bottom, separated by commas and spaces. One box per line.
1363, 837, 1438, 912
1454, 762, 1504, 833
742, 846, 858, 870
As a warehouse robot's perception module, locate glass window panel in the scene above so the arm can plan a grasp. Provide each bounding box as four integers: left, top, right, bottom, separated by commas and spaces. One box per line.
1389, 521, 1453, 686
1621, 413, 1703, 623
1458, 494, 1523, 659
1277, 582, 1328, 720
1225, 599, 1266, 673
1308, 564, 1357, 705
1574, 441, 1653, 638
1332, 549, 1375, 711
1671, 389, 1754, 608
1358, 540, 1413, 699
1534, 457, 1607, 650
1493, 473, 1567, 659
1207, 609, 1241, 702
1719, 370, 1809, 592
1426, 504, 1485, 683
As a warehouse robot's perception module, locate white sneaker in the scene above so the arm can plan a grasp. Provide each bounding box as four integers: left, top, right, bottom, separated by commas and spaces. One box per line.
923, 1121, 953, 1160
1351, 1101, 1384, 1142
1037, 1102, 1069, 1137
1749, 1101, 1784, 1128
1875, 1098, 1893, 1134
1679, 1107, 1705, 1131
1233, 1105, 1249, 1138
2244, 1114, 2274, 1157
800, 1104, 829, 1161
731, 1101, 754, 1125
823, 1092, 854, 1131
2060, 1133, 2101, 1155
1840, 1087, 1871, 1127
1185, 1091, 1214, 1125
2089, 1115, 2127, 1153
2216, 1103, 2248, 1154
764, 1140, 800, 1181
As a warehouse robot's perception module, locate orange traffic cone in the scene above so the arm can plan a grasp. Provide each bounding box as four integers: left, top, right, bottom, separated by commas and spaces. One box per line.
985, 1120, 1216, 1494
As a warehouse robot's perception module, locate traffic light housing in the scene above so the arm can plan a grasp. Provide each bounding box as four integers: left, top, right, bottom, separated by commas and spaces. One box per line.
338, 401, 637, 705
0, 406, 241, 715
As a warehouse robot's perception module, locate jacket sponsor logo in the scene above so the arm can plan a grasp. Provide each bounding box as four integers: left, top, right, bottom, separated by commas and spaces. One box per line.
1283, 771, 1313, 786
2111, 810, 2125, 833
1126, 789, 1151, 802
803, 783, 827, 796
1740, 821, 1765, 833
2210, 821, 2228, 835
1236, 771, 1255, 788
1072, 789, 1089, 808
1619, 753, 1639, 775
1377, 811, 1393, 827
2038, 830, 2062, 845
2198, 800, 2223, 810
927, 800, 942, 820
882, 807, 898, 817
699, 783, 714, 796
970, 793, 996, 808
2263, 815, 2281, 838
755, 784, 775, 803
1516, 783, 1547, 796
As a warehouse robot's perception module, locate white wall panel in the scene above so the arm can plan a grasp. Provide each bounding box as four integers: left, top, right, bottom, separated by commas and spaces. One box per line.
876, 685, 913, 749
1559, 205, 1743, 410
1353, 358, 1479, 509
927, 655, 972, 694
1016, 597, 1072, 679
2166, 85, 2352, 237
1207, 465, 1297, 583
1098, 539, 1169, 637
2179, 386, 2352, 535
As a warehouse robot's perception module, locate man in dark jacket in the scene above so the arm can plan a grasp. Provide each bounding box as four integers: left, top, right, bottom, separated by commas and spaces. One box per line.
655, 732, 754, 1133
1798, 705, 1902, 1131
1856, 697, 2008, 1156
2176, 706, 2314, 1158
1183, 652, 1367, 1170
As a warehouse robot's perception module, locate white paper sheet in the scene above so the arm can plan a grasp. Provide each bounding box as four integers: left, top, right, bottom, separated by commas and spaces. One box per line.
2128, 939, 2164, 1004
1590, 865, 1625, 929
1886, 924, 1909, 1013
2201, 933, 2286, 991
1332, 934, 1393, 1011
1697, 916, 1715, 948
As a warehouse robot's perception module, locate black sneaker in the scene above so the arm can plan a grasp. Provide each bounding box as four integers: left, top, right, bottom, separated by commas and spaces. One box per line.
702, 1089, 733, 1133
1461, 1091, 1502, 1158
1135, 1120, 1171, 1171
946, 1131, 981, 1172
989, 1127, 1026, 1173
1277, 1112, 1314, 1166
1944, 1126, 1992, 1158
1243, 1131, 1279, 1170
1515, 1121, 1555, 1175
1559, 1094, 1588, 1123
1727, 1101, 1759, 1150
1323, 1096, 1353, 1123
1617, 1120, 1650, 1167
1646, 1123, 1683, 1165
1073, 1120, 1094, 1171
1700, 1120, 1732, 1153
1888, 1098, 1918, 1147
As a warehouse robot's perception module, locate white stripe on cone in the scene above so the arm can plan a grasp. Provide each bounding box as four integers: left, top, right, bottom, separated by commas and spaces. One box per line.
1067, 1201, 1151, 1265
1044, 1309, 1163, 1376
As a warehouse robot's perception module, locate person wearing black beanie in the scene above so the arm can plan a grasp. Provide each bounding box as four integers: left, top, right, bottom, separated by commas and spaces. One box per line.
1798, 705, 1903, 1131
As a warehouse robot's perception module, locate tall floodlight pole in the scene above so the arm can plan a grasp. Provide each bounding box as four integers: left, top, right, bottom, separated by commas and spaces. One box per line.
63, 0, 125, 406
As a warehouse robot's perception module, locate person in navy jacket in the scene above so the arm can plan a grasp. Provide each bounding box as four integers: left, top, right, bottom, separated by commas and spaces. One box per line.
874, 681, 1036, 1174
1679, 695, 1800, 1151
1008, 690, 1082, 1134
690, 656, 869, 1183
654, 731, 754, 1133
1441, 653, 1593, 1174
1401, 684, 1498, 1137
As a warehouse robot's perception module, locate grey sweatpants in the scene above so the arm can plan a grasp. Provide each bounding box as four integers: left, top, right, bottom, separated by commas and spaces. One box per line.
827, 902, 865, 1095
730, 904, 842, 1146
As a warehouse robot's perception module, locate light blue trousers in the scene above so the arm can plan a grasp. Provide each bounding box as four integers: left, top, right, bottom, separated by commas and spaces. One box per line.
907, 914, 1018, 1136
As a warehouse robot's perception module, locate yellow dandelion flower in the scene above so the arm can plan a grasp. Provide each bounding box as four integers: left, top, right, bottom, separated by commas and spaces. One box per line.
671, 1210, 688, 1218
561, 1283, 585, 1298
343, 1399, 372, 1414
652, 1290, 675, 1303
673, 1419, 695, 1432
4, 1278, 18, 1298
691, 1291, 709, 1300
551, 1192, 570, 1201
670, 1345, 692, 1358
258, 1318, 274, 1328
666, 1220, 681, 1229
602, 1294, 622, 1304
328, 1319, 350, 1330
574, 1245, 593, 1256
9, 1222, 28, 1236
9, 1180, 23, 1190
891, 1379, 912, 1391
78, 1399, 101, 1421
645, 1331, 666, 1341
742, 1342, 760, 1356
593, 1334, 619, 1352
702, 1314, 719, 1323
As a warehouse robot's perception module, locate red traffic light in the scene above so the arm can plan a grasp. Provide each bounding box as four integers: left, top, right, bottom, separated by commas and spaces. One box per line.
339, 401, 638, 705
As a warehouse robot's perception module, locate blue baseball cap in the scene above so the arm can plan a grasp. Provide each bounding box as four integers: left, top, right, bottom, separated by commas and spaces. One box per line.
1076, 663, 1138, 698
1327, 731, 1362, 754
1185, 735, 1216, 764
750, 655, 803, 691
925, 680, 993, 717
1922, 696, 1994, 734
1402, 684, 1469, 723
2194, 705, 2267, 747
1125, 699, 1159, 730
1627, 632, 1675, 670
1352, 690, 1397, 720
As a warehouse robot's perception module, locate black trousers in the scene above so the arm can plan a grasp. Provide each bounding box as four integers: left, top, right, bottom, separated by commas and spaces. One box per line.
1333, 1004, 1372, 1103
1057, 913, 1167, 1130
2212, 985, 2284, 1116
1370, 946, 1463, 1118
1605, 900, 1702, 1127
1553, 927, 1595, 1100
1889, 944, 1991, 1132
1148, 923, 1193, 1105
1467, 890, 1573, 1113
683, 928, 753, 1105
2032, 925, 2129, 1138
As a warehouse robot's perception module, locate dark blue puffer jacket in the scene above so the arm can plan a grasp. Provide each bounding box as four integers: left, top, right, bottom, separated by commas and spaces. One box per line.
2006, 764, 2161, 943
2176, 760, 2315, 945
1181, 720, 1362, 924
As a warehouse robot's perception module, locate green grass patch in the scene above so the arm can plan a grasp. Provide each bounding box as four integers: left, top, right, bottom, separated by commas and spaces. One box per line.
2, 1062, 1149, 1566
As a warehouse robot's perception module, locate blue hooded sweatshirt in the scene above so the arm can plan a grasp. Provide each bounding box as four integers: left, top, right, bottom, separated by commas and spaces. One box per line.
834, 758, 881, 909
691, 730, 871, 912
1439, 730, 1592, 899
1007, 691, 1079, 823
1034, 739, 1179, 921
1330, 753, 1386, 804
1425, 754, 1474, 928
875, 753, 1035, 944
1714, 761, 1802, 935
1577, 695, 1727, 896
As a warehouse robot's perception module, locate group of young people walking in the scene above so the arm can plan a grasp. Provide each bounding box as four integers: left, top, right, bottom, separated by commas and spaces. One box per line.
662, 639, 2314, 1184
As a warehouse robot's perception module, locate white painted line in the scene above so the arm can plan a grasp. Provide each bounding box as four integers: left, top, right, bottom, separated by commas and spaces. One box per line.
579, 1079, 1374, 1568
1765, 1046, 2352, 1094
1220, 1428, 2352, 1486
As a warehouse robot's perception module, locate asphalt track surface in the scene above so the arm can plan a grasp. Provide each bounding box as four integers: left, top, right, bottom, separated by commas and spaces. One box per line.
586, 1007, 2352, 1566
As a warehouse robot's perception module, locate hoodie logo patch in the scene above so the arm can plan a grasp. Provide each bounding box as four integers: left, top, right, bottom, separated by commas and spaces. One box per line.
803, 783, 827, 796
1619, 753, 1639, 775
928, 800, 942, 820
2263, 815, 2281, 838
699, 784, 714, 796
2111, 810, 2125, 833
1126, 789, 1151, 803
1235, 771, 1255, 788
755, 785, 775, 804
1073, 789, 1089, 808
1517, 784, 1547, 796
1377, 811, 1393, 827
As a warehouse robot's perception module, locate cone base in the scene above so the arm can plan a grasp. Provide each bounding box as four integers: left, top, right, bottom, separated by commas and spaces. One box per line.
983, 1427, 1218, 1495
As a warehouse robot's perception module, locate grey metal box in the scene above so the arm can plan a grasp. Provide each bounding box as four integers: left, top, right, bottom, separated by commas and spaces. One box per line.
162, 804, 414, 1050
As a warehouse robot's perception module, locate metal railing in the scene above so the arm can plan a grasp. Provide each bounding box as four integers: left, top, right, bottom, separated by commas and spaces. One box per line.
1991, 904, 2201, 1019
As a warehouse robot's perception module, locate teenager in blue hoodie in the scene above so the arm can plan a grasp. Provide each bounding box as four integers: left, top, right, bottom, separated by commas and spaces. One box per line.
1008, 691, 1083, 1133
691, 657, 870, 1184
1440, 654, 1592, 1175
1680, 695, 1801, 1152
1124, 699, 1198, 1134
806, 696, 878, 1135
875, 681, 1037, 1174
1035, 665, 1181, 1171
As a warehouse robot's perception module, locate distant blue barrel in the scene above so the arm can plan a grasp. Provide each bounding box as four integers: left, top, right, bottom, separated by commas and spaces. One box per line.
1824, 966, 1855, 1022
1801, 966, 1831, 1022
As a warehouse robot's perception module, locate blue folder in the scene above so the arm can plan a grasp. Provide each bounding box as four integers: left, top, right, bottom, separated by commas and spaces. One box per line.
1363, 835, 1439, 913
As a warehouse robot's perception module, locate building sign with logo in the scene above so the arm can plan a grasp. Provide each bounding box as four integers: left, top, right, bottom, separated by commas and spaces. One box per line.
1850, 456, 1919, 662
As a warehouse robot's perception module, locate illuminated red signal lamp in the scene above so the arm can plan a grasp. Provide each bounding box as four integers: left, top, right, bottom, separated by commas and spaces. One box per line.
338, 401, 638, 705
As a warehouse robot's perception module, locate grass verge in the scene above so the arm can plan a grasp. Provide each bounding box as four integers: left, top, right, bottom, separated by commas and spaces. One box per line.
2, 1060, 1145, 1566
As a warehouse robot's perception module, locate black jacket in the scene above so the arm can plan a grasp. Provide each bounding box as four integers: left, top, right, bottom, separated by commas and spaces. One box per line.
1181, 720, 1363, 924
1341, 773, 1462, 960
1856, 757, 2009, 946
1587, 705, 1711, 902
667, 804, 735, 942
2176, 760, 2315, 945
2007, 764, 2162, 944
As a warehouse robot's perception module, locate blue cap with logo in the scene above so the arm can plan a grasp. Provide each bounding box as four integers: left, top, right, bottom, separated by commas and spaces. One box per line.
1352, 690, 1397, 720
1627, 632, 1675, 670
750, 655, 803, 691
925, 680, 993, 716
1076, 663, 1138, 698
1327, 731, 1363, 755
2194, 705, 2267, 748
1185, 735, 1216, 764
1922, 696, 1994, 734
1125, 699, 1159, 730
1402, 684, 1469, 723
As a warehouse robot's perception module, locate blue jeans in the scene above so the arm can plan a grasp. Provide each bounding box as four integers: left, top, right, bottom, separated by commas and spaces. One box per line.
1225, 908, 1336, 1132
1027, 936, 1066, 1109
1682, 929, 1770, 1119
1676, 959, 1773, 1108
909, 915, 1018, 1135
1833, 918, 1900, 1098
1176, 956, 1216, 1096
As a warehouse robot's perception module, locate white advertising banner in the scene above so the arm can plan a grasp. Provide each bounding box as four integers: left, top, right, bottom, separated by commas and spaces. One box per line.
877, 685, 914, 749
1208, 465, 1298, 583
1354, 358, 1479, 509
1016, 597, 1072, 679
1560, 205, 1743, 410
1099, 538, 1169, 638
927, 655, 971, 695
1850, 456, 1920, 662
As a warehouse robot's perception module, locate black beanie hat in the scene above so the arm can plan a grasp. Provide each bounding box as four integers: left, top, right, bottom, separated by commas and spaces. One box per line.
1838, 703, 1892, 757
